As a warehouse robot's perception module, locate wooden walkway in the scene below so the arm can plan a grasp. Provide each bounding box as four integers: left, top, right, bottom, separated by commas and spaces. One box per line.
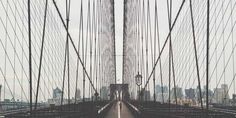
105, 101, 134, 118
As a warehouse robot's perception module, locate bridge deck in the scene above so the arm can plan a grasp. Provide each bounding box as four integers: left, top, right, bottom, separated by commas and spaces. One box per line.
105, 101, 134, 118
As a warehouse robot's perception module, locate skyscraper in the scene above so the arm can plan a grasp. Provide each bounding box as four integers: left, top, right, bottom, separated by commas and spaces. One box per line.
53, 87, 62, 99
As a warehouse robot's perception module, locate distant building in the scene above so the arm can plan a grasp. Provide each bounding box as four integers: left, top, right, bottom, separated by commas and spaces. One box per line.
185, 88, 195, 100
75, 89, 81, 100
232, 94, 236, 105
156, 93, 169, 102
155, 85, 162, 94
162, 86, 169, 93
221, 84, 229, 102
196, 85, 213, 104
53, 87, 62, 99
155, 85, 169, 102
49, 87, 63, 105
171, 86, 183, 100
212, 84, 229, 104
100, 86, 109, 100
213, 88, 224, 104
143, 90, 151, 101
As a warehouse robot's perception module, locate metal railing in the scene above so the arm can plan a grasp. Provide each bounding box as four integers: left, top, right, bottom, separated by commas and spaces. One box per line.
4, 101, 112, 118
126, 100, 236, 118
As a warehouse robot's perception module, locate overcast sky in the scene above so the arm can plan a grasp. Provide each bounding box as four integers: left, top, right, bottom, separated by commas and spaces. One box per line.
0, 0, 236, 103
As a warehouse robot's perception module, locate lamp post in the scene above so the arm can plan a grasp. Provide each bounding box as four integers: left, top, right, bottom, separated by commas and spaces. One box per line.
135, 72, 142, 101
94, 92, 99, 101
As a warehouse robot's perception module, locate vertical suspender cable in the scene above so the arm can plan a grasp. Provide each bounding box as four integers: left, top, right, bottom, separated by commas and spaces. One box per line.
75, 0, 83, 103
142, 0, 186, 96
21, 0, 24, 107
214, 0, 218, 103
84, 0, 90, 101
95, 0, 100, 100
189, 0, 203, 110
98, 0, 101, 100
167, 0, 171, 107
80, 0, 85, 102
94, 0, 99, 100
143, 0, 147, 99
231, 0, 235, 97
167, 0, 177, 106
13, 0, 17, 107
167, 0, 172, 106
206, 0, 210, 116
4, 0, 9, 102
53, 0, 98, 98
92, 0, 97, 98
155, 0, 164, 103
35, 0, 48, 110
146, 0, 153, 102
27, 0, 33, 114
66, 0, 71, 105
89, 0, 94, 99
145, 0, 149, 101
221, 1, 226, 104
61, 32, 68, 105
153, 0, 157, 103
147, 0, 153, 101
98, 19, 101, 98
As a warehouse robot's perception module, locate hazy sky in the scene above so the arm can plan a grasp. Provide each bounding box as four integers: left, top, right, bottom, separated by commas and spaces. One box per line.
1, 0, 236, 103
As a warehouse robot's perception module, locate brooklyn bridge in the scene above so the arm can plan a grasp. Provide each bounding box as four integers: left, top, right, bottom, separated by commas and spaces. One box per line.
0, 0, 236, 117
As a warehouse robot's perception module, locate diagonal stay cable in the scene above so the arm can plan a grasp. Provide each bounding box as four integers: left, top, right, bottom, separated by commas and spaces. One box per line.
52, 0, 97, 93
189, 0, 203, 109
142, 0, 186, 91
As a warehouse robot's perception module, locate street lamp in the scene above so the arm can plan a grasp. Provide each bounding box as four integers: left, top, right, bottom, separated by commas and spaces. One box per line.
94, 92, 99, 101
135, 72, 142, 101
